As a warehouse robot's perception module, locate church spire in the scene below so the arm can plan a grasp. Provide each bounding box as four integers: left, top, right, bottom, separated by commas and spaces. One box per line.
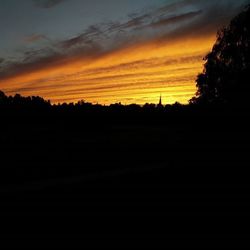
158, 94, 163, 107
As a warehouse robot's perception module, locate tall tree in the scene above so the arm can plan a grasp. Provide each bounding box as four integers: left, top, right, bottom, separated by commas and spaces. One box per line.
192, 5, 250, 106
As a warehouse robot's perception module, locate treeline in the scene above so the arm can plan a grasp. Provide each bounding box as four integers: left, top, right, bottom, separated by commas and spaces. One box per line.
1, 90, 248, 120
0, 90, 188, 115
0, 91, 51, 109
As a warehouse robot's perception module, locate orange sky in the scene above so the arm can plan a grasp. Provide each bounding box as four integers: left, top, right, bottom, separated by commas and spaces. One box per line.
0, 35, 215, 105
0, 0, 246, 105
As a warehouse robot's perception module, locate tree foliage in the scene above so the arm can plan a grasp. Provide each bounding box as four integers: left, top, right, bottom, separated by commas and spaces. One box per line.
192, 5, 250, 105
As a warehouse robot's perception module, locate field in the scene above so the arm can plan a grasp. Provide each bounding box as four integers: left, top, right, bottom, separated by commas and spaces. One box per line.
0, 107, 249, 246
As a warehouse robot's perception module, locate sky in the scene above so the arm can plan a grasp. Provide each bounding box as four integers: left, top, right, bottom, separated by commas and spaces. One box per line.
0, 0, 248, 104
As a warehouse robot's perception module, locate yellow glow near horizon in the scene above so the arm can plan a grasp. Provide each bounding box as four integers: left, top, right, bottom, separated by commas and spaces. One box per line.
0, 35, 216, 105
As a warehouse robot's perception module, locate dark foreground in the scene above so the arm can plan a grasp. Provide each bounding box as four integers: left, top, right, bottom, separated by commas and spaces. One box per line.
0, 106, 249, 247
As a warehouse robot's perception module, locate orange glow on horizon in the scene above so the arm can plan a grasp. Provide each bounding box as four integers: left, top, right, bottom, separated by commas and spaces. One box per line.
0, 35, 216, 105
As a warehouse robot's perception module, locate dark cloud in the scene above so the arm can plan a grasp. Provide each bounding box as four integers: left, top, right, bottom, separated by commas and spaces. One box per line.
1, 0, 249, 81
119, 14, 151, 30
60, 25, 106, 49
150, 10, 202, 28
0, 51, 61, 79
60, 35, 92, 49
151, 0, 249, 43
74, 6, 202, 48
157, 0, 203, 14
0, 41, 105, 80
0, 58, 4, 71
33, 0, 66, 9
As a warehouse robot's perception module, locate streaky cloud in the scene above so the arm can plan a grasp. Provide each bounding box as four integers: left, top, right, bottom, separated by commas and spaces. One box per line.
23, 34, 49, 43
1, 0, 248, 80
150, 10, 203, 28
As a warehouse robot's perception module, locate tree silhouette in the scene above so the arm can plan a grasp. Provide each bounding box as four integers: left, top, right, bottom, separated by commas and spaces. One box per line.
0, 90, 7, 101
191, 5, 250, 106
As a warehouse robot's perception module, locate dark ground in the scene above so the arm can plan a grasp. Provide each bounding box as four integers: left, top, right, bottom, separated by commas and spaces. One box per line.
0, 106, 249, 247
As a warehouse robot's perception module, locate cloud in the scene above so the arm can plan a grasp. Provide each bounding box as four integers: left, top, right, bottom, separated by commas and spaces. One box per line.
57, 7, 205, 54
0, 52, 60, 79
61, 35, 89, 49
23, 34, 49, 43
60, 25, 103, 49
33, 0, 66, 9
0, 42, 105, 80
150, 10, 202, 28
150, 0, 249, 44
117, 14, 151, 30
1, 0, 248, 82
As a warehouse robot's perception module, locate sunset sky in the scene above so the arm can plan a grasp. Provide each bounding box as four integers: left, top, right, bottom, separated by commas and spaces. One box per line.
0, 0, 248, 104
